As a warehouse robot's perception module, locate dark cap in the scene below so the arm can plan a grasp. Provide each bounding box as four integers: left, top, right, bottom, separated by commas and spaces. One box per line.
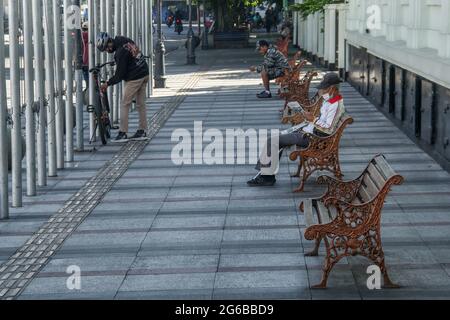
317, 73, 343, 90
256, 40, 270, 51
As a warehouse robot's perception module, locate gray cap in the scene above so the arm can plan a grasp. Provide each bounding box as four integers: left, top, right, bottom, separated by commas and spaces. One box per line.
317, 73, 343, 90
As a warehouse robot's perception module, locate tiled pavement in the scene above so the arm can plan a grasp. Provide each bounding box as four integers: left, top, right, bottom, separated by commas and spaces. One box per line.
2, 45, 450, 300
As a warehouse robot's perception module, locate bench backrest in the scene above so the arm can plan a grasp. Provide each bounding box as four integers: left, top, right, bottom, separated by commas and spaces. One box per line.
354, 155, 404, 205
284, 71, 317, 95
321, 114, 353, 141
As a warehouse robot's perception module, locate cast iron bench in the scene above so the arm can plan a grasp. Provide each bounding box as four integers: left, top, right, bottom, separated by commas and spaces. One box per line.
299, 154, 404, 289
280, 71, 318, 110
289, 115, 354, 192
276, 52, 304, 88
281, 95, 323, 125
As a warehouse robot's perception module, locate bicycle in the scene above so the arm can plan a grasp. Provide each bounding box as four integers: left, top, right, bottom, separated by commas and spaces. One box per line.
88, 61, 114, 145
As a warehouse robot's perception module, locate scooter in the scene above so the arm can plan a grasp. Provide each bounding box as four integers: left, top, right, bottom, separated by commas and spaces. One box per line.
175, 18, 183, 35
166, 15, 174, 28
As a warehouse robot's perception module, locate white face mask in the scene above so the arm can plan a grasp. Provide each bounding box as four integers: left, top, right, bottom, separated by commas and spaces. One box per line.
322, 93, 331, 101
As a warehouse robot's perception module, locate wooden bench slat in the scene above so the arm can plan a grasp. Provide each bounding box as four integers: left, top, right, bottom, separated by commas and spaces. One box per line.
367, 164, 386, 189
329, 206, 338, 221
317, 201, 332, 224
304, 199, 315, 227
362, 174, 380, 201
374, 155, 396, 180
357, 186, 372, 204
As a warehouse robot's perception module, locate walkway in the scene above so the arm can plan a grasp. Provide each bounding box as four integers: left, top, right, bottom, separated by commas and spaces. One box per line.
1, 44, 450, 300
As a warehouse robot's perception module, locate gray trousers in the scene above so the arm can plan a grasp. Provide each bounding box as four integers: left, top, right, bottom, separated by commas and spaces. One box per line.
256, 132, 310, 175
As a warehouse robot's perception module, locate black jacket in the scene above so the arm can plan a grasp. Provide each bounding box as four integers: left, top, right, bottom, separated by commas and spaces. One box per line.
107, 36, 149, 86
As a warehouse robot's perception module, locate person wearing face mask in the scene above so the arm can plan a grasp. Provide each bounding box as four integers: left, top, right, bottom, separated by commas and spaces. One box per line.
247, 73, 346, 187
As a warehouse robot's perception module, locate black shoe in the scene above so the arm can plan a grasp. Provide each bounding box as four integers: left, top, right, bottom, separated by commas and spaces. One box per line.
112, 132, 129, 143
130, 130, 148, 141
247, 175, 276, 187
257, 91, 272, 99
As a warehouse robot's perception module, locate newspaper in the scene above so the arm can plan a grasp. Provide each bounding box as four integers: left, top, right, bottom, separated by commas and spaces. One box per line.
281, 102, 308, 135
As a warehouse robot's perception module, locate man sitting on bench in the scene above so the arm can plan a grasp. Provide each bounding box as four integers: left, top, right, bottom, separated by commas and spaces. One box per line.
249, 40, 291, 99
247, 73, 345, 186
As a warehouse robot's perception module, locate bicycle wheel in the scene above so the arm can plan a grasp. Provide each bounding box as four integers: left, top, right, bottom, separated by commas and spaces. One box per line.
98, 115, 108, 146
95, 90, 108, 145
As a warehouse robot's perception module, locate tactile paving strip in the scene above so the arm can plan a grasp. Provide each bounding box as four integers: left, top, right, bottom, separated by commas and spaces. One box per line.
0, 70, 205, 300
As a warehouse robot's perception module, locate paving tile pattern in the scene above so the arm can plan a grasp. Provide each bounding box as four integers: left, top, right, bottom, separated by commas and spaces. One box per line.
1, 45, 450, 300
0, 68, 206, 300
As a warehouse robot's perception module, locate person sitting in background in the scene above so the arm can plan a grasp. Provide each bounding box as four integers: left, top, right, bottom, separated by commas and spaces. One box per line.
253, 12, 263, 29
247, 73, 345, 186
249, 40, 291, 99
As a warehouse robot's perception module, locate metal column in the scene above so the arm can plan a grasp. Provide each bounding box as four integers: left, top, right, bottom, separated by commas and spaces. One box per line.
88, 0, 96, 141
100, 0, 106, 64
33, 0, 47, 187
43, 0, 57, 177
0, 3, 9, 218
135, 0, 140, 46
74, 0, 84, 151
121, 0, 127, 37
106, 0, 114, 123
146, 0, 154, 97
131, 0, 136, 41
127, 0, 132, 39
154, 0, 166, 88
64, 0, 74, 162
113, 0, 121, 124
54, 0, 65, 169
120, 0, 128, 122
201, 0, 209, 50
23, 0, 37, 197
8, 0, 24, 207
186, 0, 196, 65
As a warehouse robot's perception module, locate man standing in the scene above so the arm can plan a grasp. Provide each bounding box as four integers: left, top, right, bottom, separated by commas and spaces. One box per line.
81, 22, 89, 88
247, 73, 345, 186
96, 32, 150, 143
249, 40, 291, 99
265, 7, 274, 33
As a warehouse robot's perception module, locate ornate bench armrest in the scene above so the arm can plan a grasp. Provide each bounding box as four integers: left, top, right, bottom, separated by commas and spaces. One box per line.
299, 133, 335, 157
288, 133, 326, 160
317, 175, 362, 203
305, 197, 375, 240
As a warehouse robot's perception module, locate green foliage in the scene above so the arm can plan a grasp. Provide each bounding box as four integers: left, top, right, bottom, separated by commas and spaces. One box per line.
200, 0, 284, 32
289, 0, 345, 19
204, 0, 262, 32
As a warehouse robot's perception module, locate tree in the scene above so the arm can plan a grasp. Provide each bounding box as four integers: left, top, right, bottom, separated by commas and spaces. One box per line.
203, 0, 259, 32
289, 0, 346, 20
198, 0, 285, 32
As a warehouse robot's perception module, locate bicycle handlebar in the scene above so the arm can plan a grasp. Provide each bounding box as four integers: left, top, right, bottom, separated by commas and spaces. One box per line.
89, 61, 116, 73
89, 56, 151, 74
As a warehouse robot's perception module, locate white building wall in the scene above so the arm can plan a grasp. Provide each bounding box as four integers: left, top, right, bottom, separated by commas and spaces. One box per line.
317, 12, 325, 60
292, 0, 450, 88
346, 0, 450, 88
